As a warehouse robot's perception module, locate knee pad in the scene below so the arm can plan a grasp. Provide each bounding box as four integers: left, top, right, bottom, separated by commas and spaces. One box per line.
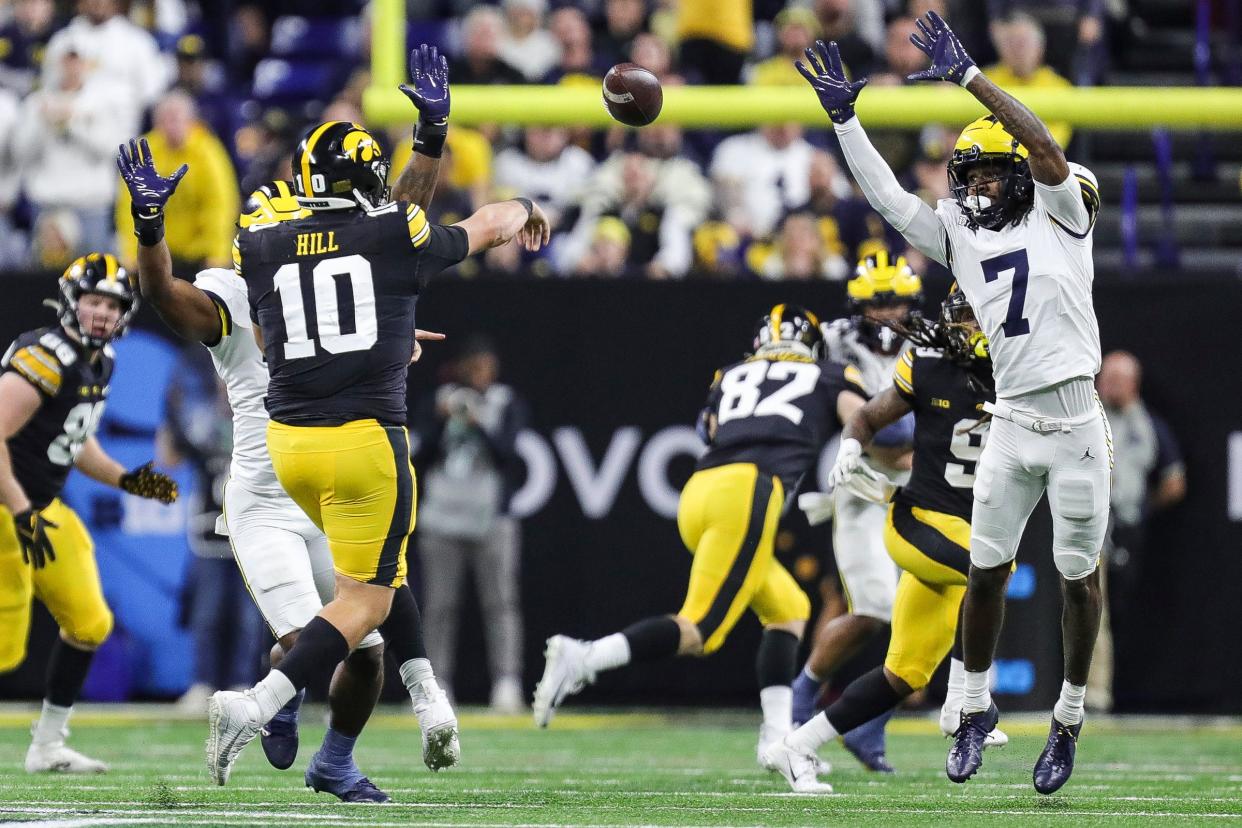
64, 609, 114, 650
1054, 548, 1100, 580
884, 650, 936, 691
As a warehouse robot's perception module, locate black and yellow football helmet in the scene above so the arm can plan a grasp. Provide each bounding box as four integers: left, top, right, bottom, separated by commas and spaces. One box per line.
292, 121, 390, 210
240, 180, 312, 228
947, 115, 1034, 231
847, 249, 922, 355
56, 253, 138, 348
753, 303, 824, 360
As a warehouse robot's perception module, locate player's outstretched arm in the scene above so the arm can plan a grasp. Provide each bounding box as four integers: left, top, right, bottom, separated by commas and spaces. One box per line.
907, 11, 1069, 185
797, 40, 948, 265
394, 44, 450, 210
843, 387, 913, 447
74, 438, 178, 504
117, 139, 223, 345
455, 198, 551, 256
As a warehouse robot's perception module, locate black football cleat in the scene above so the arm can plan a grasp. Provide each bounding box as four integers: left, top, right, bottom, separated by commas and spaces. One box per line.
1033, 716, 1082, 795
946, 703, 999, 783
842, 709, 896, 773
260, 689, 304, 770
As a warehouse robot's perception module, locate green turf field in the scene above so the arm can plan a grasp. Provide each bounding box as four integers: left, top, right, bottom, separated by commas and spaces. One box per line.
0, 705, 1238, 826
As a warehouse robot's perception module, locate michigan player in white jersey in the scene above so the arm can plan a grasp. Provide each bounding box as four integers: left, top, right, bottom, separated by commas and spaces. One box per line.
790, 251, 921, 772
799, 11, 1109, 795
114, 46, 462, 802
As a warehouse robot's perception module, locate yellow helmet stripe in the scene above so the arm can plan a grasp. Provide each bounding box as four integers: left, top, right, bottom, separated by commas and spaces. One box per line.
104, 253, 118, 282
299, 122, 337, 195
770, 303, 785, 342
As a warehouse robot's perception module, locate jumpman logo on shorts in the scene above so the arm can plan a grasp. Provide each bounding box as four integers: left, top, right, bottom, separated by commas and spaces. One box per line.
1081, 447, 1094, 461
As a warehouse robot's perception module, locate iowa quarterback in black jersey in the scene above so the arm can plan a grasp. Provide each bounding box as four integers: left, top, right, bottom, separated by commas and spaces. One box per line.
533, 305, 867, 769
766, 291, 1009, 793
207, 119, 551, 785
0, 254, 177, 775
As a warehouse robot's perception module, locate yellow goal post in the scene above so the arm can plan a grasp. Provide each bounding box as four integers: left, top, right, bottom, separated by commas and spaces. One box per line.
364, 0, 1242, 130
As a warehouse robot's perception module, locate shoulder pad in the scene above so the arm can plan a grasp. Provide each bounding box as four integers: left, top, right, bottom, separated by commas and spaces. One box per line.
7, 339, 67, 396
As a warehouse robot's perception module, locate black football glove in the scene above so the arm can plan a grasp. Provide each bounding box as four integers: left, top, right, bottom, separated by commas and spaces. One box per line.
14, 508, 57, 569
119, 462, 179, 504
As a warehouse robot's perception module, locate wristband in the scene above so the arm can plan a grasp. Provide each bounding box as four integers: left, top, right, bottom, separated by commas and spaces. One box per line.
959, 65, 981, 88
413, 119, 447, 158
131, 206, 165, 246
513, 197, 533, 219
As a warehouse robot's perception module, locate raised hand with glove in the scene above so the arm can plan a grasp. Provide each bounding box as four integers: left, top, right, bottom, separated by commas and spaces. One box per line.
906, 10, 979, 87
399, 44, 451, 158
795, 40, 869, 125
116, 137, 188, 247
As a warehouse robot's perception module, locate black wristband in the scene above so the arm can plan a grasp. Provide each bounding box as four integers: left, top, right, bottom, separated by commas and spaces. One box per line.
513, 197, 533, 219
413, 119, 447, 158
131, 207, 165, 247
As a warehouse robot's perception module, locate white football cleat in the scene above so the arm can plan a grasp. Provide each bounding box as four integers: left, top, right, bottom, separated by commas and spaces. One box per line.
25, 736, 108, 774
763, 738, 834, 794
984, 726, 1009, 748
206, 689, 264, 786
757, 723, 787, 770
532, 635, 595, 728
412, 678, 460, 771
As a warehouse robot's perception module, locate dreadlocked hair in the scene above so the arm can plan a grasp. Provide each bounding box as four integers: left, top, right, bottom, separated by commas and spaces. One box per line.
882, 316, 996, 402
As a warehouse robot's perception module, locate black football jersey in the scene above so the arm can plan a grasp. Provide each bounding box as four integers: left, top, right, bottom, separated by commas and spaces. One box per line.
696, 354, 867, 493
239, 201, 468, 426
892, 347, 994, 520
1, 326, 112, 510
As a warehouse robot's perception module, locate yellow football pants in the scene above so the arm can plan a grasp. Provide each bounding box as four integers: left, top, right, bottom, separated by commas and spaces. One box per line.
267, 419, 415, 589
0, 500, 113, 673
882, 503, 971, 690
677, 463, 810, 655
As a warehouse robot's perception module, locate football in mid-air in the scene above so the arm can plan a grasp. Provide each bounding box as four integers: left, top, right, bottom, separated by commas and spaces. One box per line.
602, 63, 663, 127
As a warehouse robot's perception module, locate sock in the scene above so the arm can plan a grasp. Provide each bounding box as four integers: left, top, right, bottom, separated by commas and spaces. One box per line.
962, 668, 991, 714
941, 658, 967, 732
585, 633, 631, 674
317, 727, 358, 770
31, 701, 72, 746
1053, 680, 1087, 726
801, 664, 824, 683
45, 639, 95, 708
254, 670, 298, 721
759, 686, 793, 733
399, 657, 435, 694
824, 666, 904, 735
274, 616, 349, 694
271, 689, 304, 724
787, 711, 838, 754
619, 616, 681, 665
756, 629, 799, 688
378, 585, 428, 665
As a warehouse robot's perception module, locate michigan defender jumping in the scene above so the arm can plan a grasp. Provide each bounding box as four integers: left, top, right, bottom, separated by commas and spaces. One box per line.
203, 117, 550, 785
0, 255, 177, 773
799, 12, 1109, 793
767, 292, 1005, 792
533, 306, 867, 781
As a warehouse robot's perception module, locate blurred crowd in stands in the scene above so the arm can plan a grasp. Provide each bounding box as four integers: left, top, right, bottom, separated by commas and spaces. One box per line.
0, 0, 1211, 281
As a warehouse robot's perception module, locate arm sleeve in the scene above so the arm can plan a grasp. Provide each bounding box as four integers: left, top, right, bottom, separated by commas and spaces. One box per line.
833, 117, 949, 266
414, 224, 470, 285
1036, 163, 1099, 239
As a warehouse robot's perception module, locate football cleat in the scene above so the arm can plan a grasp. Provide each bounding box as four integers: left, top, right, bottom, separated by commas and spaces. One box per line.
532, 635, 596, 728
206, 689, 264, 786
1033, 716, 1082, 795
25, 735, 108, 774
412, 678, 460, 771
763, 738, 834, 794
941, 700, 1009, 748
260, 688, 304, 770
841, 710, 895, 774
946, 703, 999, 783
305, 750, 391, 803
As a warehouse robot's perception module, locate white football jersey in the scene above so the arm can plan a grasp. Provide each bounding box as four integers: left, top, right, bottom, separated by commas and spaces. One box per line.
822, 318, 904, 397
193, 268, 281, 495
935, 164, 1101, 399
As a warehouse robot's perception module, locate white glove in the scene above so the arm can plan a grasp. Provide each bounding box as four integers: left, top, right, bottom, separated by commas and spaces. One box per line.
827, 438, 864, 489
797, 492, 835, 526
840, 461, 898, 505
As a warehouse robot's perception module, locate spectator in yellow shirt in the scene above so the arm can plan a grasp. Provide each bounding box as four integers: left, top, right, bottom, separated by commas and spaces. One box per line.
389, 126, 493, 210
986, 13, 1074, 148
750, 7, 820, 88
115, 89, 239, 270
677, 0, 753, 85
